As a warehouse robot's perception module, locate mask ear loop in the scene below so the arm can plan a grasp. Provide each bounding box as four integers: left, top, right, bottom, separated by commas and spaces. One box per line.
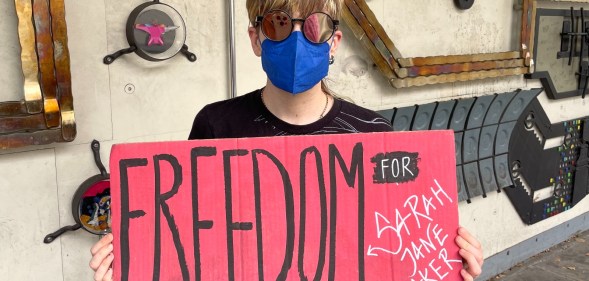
328, 38, 335, 65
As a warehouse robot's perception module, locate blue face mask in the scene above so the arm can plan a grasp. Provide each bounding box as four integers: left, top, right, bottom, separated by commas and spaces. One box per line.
261, 31, 331, 94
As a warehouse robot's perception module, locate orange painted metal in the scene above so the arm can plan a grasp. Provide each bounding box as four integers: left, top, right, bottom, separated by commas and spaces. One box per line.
0, 0, 75, 149
342, 0, 535, 88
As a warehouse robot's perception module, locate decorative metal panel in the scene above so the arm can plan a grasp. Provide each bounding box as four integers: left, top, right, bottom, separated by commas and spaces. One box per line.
1, 0, 76, 149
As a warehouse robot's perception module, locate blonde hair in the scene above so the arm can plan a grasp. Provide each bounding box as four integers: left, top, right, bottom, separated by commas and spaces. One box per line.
246, 0, 342, 26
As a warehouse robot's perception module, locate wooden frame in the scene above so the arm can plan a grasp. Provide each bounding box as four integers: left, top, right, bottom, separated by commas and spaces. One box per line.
1, 0, 75, 149
342, 0, 536, 88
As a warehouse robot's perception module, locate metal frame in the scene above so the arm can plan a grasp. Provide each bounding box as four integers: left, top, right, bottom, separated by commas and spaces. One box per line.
342, 0, 537, 88
1, 0, 75, 149
527, 7, 589, 99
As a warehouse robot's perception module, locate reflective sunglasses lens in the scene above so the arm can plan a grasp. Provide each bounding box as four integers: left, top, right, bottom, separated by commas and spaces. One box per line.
303, 13, 335, 43
262, 11, 292, 41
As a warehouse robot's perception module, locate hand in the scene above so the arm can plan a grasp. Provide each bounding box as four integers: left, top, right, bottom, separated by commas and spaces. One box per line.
455, 227, 483, 280
89, 233, 115, 281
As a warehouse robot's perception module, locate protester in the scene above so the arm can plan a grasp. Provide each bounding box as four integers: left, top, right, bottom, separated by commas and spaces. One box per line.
90, 1, 483, 280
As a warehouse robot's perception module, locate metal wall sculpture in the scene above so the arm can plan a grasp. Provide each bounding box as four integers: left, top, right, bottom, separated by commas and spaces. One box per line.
378, 90, 589, 224
342, 0, 534, 88
526, 2, 589, 99
454, 0, 475, 10
104, 0, 197, 64
1, 0, 75, 149
44, 140, 111, 243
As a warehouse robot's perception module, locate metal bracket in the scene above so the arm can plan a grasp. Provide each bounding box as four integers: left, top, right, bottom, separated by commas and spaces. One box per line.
558, 7, 589, 98
103, 46, 137, 65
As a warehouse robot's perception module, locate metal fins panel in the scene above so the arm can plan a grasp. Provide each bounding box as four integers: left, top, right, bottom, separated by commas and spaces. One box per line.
485, 91, 517, 125
496, 121, 517, 155
479, 125, 498, 159
412, 103, 437, 131
455, 132, 464, 165
456, 165, 470, 202
431, 100, 457, 130
464, 162, 484, 198
450, 98, 476, 132
480, 158, 499, 194
501, 89, 541, 123
392, 106, 416, 131
495, 154, 513, 188
467, 94, 496, 129
463, 129, 481, 164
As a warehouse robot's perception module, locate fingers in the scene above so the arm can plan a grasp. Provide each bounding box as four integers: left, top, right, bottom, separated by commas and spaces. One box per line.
90, 234, 115, 281
89, 242, 113, 270
458, 227, 482, 251
459, 248, 482, 279
460, 268, 474, 281
456, 236, 484, 266
91, 233, 113, 256
93, 253, 114, 281
456, 227, 484, 279
103, 267, 113, 281
455, 227, 484, 266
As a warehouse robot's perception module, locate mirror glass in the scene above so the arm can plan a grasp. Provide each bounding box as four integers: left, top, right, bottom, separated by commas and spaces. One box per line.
365, 0, 523, 58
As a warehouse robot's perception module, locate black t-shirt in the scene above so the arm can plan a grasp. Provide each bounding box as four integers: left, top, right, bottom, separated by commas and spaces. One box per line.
188, 89, 392, 139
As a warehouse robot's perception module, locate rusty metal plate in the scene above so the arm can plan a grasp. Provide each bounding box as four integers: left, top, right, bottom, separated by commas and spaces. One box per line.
15, 0, 42, 113
0, 0, 75, 150
391, 67, 529, 88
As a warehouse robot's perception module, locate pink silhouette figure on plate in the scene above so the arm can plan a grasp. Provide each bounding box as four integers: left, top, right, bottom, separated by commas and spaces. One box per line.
135, 22, 179, 46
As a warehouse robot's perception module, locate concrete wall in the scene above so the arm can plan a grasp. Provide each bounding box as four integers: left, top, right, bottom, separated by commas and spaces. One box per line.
0, 0, 587, 280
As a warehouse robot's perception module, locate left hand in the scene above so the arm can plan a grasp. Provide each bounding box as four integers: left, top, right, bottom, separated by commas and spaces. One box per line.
455, 226, 483, 280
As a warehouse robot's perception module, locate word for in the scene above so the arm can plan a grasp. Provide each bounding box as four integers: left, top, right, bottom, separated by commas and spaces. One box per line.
371, 151, 420, 183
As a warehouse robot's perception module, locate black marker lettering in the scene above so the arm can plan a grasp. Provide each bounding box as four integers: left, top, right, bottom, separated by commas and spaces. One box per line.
298, 147, 328, 281
223, 149, 249, 281
252, 149, 295, 281
119, 158, 148, 281
191, 147, 217, 281
328, 143, 365, 281
153, 154, 189, 281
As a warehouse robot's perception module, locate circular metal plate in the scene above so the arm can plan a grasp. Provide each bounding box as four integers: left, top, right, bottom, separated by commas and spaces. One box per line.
127, 3, 187, 61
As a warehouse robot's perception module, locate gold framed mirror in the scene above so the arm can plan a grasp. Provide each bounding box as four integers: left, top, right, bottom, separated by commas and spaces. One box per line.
1, 0, 75, 150
342, 0, 536, 88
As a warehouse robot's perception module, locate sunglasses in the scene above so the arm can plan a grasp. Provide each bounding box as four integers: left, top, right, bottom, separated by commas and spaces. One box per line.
255, 10, 339, 44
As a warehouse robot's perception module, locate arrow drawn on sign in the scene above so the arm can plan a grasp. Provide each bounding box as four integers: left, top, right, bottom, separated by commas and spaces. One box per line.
367, 245, 398, 256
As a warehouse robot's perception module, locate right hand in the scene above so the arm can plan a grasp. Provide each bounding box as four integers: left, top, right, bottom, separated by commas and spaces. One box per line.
89, 233, 114, 281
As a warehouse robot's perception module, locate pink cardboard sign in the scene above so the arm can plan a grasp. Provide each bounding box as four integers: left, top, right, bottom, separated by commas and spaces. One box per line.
110, 131, 461, 281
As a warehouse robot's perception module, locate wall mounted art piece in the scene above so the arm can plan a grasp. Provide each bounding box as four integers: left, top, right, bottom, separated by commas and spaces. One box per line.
44, 140, 111, 243
104, 0, 197, 64
526, 0, 589, 99
0, 0, 75, 149
454, 0, 475, 10
342, 0, 535, 88
378, 90, 589, 224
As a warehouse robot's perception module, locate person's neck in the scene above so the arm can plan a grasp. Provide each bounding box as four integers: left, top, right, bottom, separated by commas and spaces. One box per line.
261, 82, 332, 125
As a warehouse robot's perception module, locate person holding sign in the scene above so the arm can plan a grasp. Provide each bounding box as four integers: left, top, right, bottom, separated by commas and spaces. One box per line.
90, 0, 484, 280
